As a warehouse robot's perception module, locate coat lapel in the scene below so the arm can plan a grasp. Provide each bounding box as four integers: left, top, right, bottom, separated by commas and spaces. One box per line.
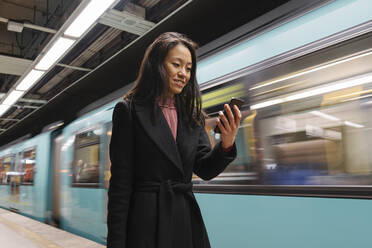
134, 101, 184, 175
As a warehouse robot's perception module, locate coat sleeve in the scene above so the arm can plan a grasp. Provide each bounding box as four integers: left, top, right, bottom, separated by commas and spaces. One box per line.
193, 126, 237, 180
107, 101, 135, 248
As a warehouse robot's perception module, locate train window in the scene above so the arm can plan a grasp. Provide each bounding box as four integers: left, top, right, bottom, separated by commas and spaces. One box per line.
0, 155, 15, 185
20, 148, 36, 185
72, 129, 101, 187
194, 31, 372, 198
0, 157, 6, 184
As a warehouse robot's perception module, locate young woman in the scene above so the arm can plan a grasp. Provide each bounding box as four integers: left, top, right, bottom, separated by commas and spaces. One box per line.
107, 32, 241, 248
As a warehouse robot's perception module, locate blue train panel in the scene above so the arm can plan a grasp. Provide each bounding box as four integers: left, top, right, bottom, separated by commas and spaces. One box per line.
197, 194, 372, 248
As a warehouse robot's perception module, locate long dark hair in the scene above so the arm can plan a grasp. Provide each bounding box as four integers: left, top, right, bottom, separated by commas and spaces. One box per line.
124, 32, 204, 127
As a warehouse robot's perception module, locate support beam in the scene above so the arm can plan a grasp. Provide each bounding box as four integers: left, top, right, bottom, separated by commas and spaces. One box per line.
23, 23, 57, 34
0, 16, 57, 34
0, 118, 20, 122
14, 105, 40, 110
17, 98, 47, 104
0, 93, 47, 104
56, 63, 93, 72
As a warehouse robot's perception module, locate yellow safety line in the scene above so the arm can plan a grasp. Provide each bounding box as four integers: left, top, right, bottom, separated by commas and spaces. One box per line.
0, 214, 61, 248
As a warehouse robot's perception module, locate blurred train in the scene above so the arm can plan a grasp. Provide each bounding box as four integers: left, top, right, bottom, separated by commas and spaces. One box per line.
1, 1, 372, 247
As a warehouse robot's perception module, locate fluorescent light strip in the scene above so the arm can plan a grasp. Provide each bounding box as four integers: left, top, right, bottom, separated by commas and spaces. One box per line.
251, 73, 372, 110
64, 0, 116, 38
341, 93, 372, 103
3, 90, 24, 106
344, 121, 364, 128
0, 105, 11, 116
16, 69, 45, 91
310, 111, 363, 128
310, 111, 340, 121
35, 37, 75, 71
327, 88, 372, 102
250, 49, 372, 91
250, 99, 283, 110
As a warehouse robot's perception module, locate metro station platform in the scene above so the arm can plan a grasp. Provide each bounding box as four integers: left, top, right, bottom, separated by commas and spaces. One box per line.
0, 208, 104, 248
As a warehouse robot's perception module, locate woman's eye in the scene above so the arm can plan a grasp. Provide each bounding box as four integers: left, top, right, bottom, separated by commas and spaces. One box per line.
186, 68, 191, 72
172, 63, 180, 67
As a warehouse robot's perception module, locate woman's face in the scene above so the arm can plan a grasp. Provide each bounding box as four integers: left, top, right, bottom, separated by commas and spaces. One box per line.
163, 44, 192, 97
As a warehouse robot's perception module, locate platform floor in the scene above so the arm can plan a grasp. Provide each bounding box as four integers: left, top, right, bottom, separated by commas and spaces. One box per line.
0, 208, 105, 248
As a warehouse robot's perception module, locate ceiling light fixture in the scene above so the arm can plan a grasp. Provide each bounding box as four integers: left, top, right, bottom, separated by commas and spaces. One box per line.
0, 105, 11, 116
7, 20, 24, 33
35, 37, 75, 71
2, 90, 24, 106
64, 0, 116, 38
16, 69, 45, 91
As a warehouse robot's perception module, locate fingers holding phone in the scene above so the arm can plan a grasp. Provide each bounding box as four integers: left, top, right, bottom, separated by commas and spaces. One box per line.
215, 98, 243, 149
217, 108, 228, 133
225, 103, 242, 129
217, 105, 231, 132
214, 98, 244, 134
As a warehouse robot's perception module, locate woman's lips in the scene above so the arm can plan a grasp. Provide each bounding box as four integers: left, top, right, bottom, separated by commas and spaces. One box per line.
174, 80, 184, 88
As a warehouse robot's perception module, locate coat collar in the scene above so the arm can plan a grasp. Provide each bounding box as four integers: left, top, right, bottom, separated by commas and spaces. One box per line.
134, 101, 185, 175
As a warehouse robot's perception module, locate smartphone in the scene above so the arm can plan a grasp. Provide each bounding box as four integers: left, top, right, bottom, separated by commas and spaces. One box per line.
214, 97, 244, 133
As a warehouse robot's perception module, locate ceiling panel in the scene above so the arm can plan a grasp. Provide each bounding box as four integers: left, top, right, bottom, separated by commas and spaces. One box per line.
0, 54, 32, 75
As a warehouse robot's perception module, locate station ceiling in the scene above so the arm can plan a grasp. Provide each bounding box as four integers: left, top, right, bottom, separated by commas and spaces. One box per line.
0, 0, 291, 146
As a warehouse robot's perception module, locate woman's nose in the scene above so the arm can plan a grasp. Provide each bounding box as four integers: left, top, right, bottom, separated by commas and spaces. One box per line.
178, 68, 186, 77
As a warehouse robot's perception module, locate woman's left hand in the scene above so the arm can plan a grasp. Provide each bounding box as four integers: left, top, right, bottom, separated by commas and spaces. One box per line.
216, 104, 242, 149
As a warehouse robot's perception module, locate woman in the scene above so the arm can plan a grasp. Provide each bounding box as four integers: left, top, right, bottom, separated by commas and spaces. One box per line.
107, 32, 241, 248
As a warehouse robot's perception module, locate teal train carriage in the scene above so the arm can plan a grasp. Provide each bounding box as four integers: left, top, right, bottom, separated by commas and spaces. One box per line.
57, 100, 117, 243
0, 131, 55, 223
193, 1, 372, 248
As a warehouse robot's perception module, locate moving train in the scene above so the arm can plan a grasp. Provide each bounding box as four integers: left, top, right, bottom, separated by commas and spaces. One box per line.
1, 1, 372, 247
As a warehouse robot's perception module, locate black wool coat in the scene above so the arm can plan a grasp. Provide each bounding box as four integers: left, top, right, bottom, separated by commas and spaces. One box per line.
107, 99, 237, 248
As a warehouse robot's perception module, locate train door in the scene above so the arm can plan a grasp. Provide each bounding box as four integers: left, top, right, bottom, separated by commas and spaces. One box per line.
1, 155, 13, 209
20, 148, 37, 214
9, 149, 36, 213
8, 154, 19, 211
0, 157, 6, 206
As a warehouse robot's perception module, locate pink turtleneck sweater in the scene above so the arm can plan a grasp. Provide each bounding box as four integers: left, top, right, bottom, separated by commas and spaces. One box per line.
158, 98, 178, 140
158, 98, 233, 152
